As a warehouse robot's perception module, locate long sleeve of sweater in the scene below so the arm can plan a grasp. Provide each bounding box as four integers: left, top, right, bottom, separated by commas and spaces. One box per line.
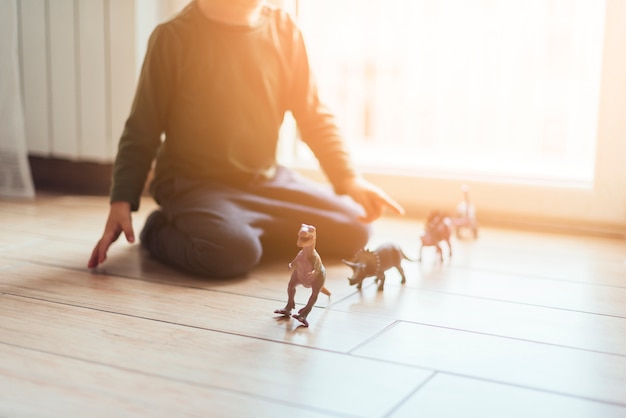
109, 3, 357, 210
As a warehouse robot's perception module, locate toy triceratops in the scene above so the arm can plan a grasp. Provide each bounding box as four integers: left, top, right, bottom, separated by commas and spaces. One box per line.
342, 243, 412, 291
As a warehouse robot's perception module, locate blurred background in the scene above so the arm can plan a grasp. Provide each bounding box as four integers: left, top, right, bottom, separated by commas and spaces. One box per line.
4, 0, 625, 235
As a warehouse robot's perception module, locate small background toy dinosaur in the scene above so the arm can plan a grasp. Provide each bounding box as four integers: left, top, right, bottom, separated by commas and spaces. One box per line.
418, 185, 478, 263
274, 224, 330, 327
453, 184, 478, 239
418, 210, 453, 263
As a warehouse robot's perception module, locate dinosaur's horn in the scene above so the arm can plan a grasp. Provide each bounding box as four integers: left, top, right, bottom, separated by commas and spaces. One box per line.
341, 259, 360, 268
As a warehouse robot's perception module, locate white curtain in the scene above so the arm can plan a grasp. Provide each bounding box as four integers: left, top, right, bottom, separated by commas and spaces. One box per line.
0, 0, 35, 198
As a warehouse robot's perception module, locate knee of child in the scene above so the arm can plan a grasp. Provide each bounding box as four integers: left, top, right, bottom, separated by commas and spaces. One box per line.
187, 235, 262, 278
343, 220, 372, 254
318, 218, 372, 259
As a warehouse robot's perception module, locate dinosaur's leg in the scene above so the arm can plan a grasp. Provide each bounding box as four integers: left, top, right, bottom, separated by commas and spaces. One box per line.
274, 277, 297, 317
396, 265, 406, 284
292, 285, 321, 327
377, 274, 386, 291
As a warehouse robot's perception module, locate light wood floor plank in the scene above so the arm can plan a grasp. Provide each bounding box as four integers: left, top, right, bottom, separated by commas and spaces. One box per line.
331, 283, 626, 356
0, 295, 431, 417
353, 321, 626, 406
370, 217, 626, 287
389, 373, 626, 418
0, 210, 148, 244
0, 236, 371, 305
0, 343, 339, 418
0, 263, 394, 351
406, 265, 626, 317
0, 195, 156, 243
327, 254, 626, 318
0, 229, 47, 253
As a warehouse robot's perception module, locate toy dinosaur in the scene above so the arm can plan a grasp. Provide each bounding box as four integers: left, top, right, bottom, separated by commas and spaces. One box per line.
453, 184, 478, 239
274, 224, 330, 327
418, 210, 453, 263
342, 243, 411, 291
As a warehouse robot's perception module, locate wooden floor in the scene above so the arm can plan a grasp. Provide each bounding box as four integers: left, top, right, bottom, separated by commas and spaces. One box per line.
1, 193, 625, 418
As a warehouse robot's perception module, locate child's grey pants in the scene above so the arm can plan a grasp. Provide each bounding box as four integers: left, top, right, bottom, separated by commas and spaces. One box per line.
140, 166, 371, 277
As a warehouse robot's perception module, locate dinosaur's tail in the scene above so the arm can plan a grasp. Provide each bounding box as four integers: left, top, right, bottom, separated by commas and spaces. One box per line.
321, 286, 331, 297
402, 250, 418, 262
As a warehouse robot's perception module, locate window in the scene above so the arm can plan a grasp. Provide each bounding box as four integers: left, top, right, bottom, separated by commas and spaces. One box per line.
287, 0, 626, 233
294, 0, 604, 184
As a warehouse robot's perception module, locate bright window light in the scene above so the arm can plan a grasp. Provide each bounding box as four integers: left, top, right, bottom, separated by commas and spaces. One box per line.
293, 0, 606, 185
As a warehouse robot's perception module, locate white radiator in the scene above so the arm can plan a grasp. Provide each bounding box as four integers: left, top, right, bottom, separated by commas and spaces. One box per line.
16, 0, 170, 163
1, 0, 34, 198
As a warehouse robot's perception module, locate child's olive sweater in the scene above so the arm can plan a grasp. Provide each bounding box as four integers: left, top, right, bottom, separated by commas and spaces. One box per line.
111, 1, 355, 211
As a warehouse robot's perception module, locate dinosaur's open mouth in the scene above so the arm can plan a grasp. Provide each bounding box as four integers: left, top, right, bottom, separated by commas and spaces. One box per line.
296, 224, 316, 247
297, 234, 314, 247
